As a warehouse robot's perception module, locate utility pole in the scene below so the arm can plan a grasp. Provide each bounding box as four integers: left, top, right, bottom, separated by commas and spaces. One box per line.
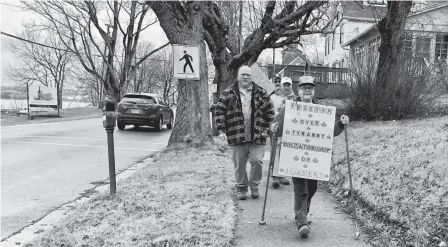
238, 1, 243, 52
273, 48, 276, 78
99, 24, 112, 108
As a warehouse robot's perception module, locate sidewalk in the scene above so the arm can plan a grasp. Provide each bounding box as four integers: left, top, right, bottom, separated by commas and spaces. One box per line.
232, 149, 372, 247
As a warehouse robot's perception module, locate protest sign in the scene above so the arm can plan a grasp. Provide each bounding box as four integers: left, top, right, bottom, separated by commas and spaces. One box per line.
276, 100, 336, 181
250, 63, 275, 93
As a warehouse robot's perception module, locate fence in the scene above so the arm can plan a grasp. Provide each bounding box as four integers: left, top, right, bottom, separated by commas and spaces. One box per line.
266, 65, 350, 99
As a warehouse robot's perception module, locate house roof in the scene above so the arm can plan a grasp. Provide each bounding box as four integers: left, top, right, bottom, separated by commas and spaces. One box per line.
341, 23, 376, 47
341, 1, 387, 21
341, 2, 448, 47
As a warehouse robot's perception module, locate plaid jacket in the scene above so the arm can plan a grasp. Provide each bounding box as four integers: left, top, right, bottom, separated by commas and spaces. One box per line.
215, 82, 275, 146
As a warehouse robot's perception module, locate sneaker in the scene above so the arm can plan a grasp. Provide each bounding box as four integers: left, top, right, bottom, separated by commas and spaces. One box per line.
250, 186, 259, 199
298, 224, 310, 238
272, 178, 280, 189
279, 177, 290, 185
237, 188, 247, 200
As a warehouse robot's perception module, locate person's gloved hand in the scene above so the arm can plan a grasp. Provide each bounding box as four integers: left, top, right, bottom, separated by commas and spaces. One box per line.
270, 123, 279, 133
341, 115, 350, 125
218, 131, 227, 141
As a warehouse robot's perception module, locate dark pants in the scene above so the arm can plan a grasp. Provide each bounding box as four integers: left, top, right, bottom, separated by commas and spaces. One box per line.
292, 177, 318, 226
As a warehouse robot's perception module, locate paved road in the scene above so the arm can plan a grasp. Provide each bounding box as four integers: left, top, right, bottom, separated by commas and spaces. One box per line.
1, 118, 171, 239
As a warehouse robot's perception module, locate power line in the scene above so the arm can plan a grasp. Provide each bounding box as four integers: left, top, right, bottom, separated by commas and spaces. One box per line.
0, 2, 25, 9
1, 31, 171, 62
1, 31, 72, 52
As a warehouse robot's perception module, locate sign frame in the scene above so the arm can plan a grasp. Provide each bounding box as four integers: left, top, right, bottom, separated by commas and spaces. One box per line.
172, 44, 200, 80
275, 100, 337, 181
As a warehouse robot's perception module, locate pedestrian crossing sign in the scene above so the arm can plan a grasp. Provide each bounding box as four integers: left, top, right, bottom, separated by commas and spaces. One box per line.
172, 44, 200, 80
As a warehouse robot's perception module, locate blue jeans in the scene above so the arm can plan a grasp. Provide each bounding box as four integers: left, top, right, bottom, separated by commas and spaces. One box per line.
230, 142, 265, 188
293, 177, 318, 226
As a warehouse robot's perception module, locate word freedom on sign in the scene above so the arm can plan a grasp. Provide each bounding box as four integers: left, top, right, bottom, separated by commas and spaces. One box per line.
282, 141, 332, 153
290, 102, 334, 115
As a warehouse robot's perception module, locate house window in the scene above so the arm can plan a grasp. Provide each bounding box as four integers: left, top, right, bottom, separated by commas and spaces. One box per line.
403, 32, 413, 58
340, 23, 345, 44
332, 33, 335, 50
355, 44, 365, 64
435, 34, 448, 62
325, 35, 331, 56
415, 36, 431, 62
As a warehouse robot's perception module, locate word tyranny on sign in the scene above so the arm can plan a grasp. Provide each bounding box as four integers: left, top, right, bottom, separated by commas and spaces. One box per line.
282, 141, 332, 153
289, 102, 334, 115
286, 130, 330, 140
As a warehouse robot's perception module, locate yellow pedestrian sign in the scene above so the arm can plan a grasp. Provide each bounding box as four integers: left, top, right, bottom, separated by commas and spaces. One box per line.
172, 44, 200, 80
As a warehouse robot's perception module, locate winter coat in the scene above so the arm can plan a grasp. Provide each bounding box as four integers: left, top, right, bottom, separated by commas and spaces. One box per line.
214, 81, 275, 146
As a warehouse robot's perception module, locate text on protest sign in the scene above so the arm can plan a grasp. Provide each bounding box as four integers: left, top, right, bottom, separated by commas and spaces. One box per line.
277, 100, 336, 181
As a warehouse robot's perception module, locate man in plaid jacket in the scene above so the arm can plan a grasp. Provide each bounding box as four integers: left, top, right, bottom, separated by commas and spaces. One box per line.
215, 66, 276, 200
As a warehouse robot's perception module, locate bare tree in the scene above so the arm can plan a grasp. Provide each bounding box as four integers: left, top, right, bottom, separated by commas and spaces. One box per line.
375, 0, 413, 88
147, 1, 339, 146
7, 23, 73, 109
22, 1, 169, 103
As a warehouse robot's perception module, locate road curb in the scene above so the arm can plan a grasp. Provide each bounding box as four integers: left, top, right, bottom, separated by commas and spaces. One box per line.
1, 155, 157, 247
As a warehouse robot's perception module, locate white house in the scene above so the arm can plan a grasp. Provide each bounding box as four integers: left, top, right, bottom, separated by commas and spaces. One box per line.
323, 0, 388, 68
342, 2, 448, 72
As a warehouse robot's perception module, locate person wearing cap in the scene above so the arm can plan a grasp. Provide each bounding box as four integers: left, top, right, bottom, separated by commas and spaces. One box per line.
270, 75, 282, 96
281, 77, 296, 101
215, 65, 276, 200
270, 76, 297, 188
270, 84, 285, 114
270, 74, 350, 239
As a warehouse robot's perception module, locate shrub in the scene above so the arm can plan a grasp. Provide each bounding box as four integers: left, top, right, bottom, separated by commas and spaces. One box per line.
341, 55, 445, 121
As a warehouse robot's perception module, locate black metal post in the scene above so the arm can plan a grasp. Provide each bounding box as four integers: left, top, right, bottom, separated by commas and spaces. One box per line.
106, 127, 116, 194
26, 82, 30, 119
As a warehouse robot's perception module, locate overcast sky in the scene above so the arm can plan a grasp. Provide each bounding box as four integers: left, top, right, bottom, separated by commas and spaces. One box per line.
0, 1, 314, 87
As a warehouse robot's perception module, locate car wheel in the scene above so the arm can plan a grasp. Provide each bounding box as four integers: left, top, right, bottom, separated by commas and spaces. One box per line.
154, 116, 163, 132
117, 121, 126, 130
167, 116, 173, 129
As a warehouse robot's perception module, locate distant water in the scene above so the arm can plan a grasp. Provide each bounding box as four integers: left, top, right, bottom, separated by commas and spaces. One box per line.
1, 99, 91, 109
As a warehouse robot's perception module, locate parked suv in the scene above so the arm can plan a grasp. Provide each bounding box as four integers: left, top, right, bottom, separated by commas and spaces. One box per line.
116, 93, 174, 131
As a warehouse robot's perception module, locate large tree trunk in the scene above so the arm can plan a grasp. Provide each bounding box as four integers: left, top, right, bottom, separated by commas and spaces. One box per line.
375, 0, 413, 88
149, 2, 214, 147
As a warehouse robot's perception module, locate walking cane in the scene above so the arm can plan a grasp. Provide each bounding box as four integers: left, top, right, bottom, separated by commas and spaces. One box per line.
259, 134, 277, 225
344, 123, 360, 239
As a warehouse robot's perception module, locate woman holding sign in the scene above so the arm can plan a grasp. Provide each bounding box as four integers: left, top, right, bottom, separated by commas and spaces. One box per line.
270, 75, 349, 239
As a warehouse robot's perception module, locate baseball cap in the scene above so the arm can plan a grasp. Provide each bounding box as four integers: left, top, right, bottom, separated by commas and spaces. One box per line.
298, 75, 315, 87
281, 77, 292, 85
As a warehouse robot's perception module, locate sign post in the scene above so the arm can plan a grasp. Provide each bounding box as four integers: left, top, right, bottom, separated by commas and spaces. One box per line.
102, 99, 117, 195
275, 100, 337, 181
26, 83, 30, 119
172, 44, 200, 80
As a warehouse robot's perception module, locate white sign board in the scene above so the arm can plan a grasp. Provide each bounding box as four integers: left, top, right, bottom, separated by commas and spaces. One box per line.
276, 100, 336, 181
173, 44, 200, 80
250, 63, 275, 94
28, 85, 58, 111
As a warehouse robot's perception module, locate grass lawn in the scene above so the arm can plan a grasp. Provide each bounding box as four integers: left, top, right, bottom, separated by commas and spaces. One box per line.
329, 116, 448, 246
1, 107, 103, 126
23, 140, 236, 247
